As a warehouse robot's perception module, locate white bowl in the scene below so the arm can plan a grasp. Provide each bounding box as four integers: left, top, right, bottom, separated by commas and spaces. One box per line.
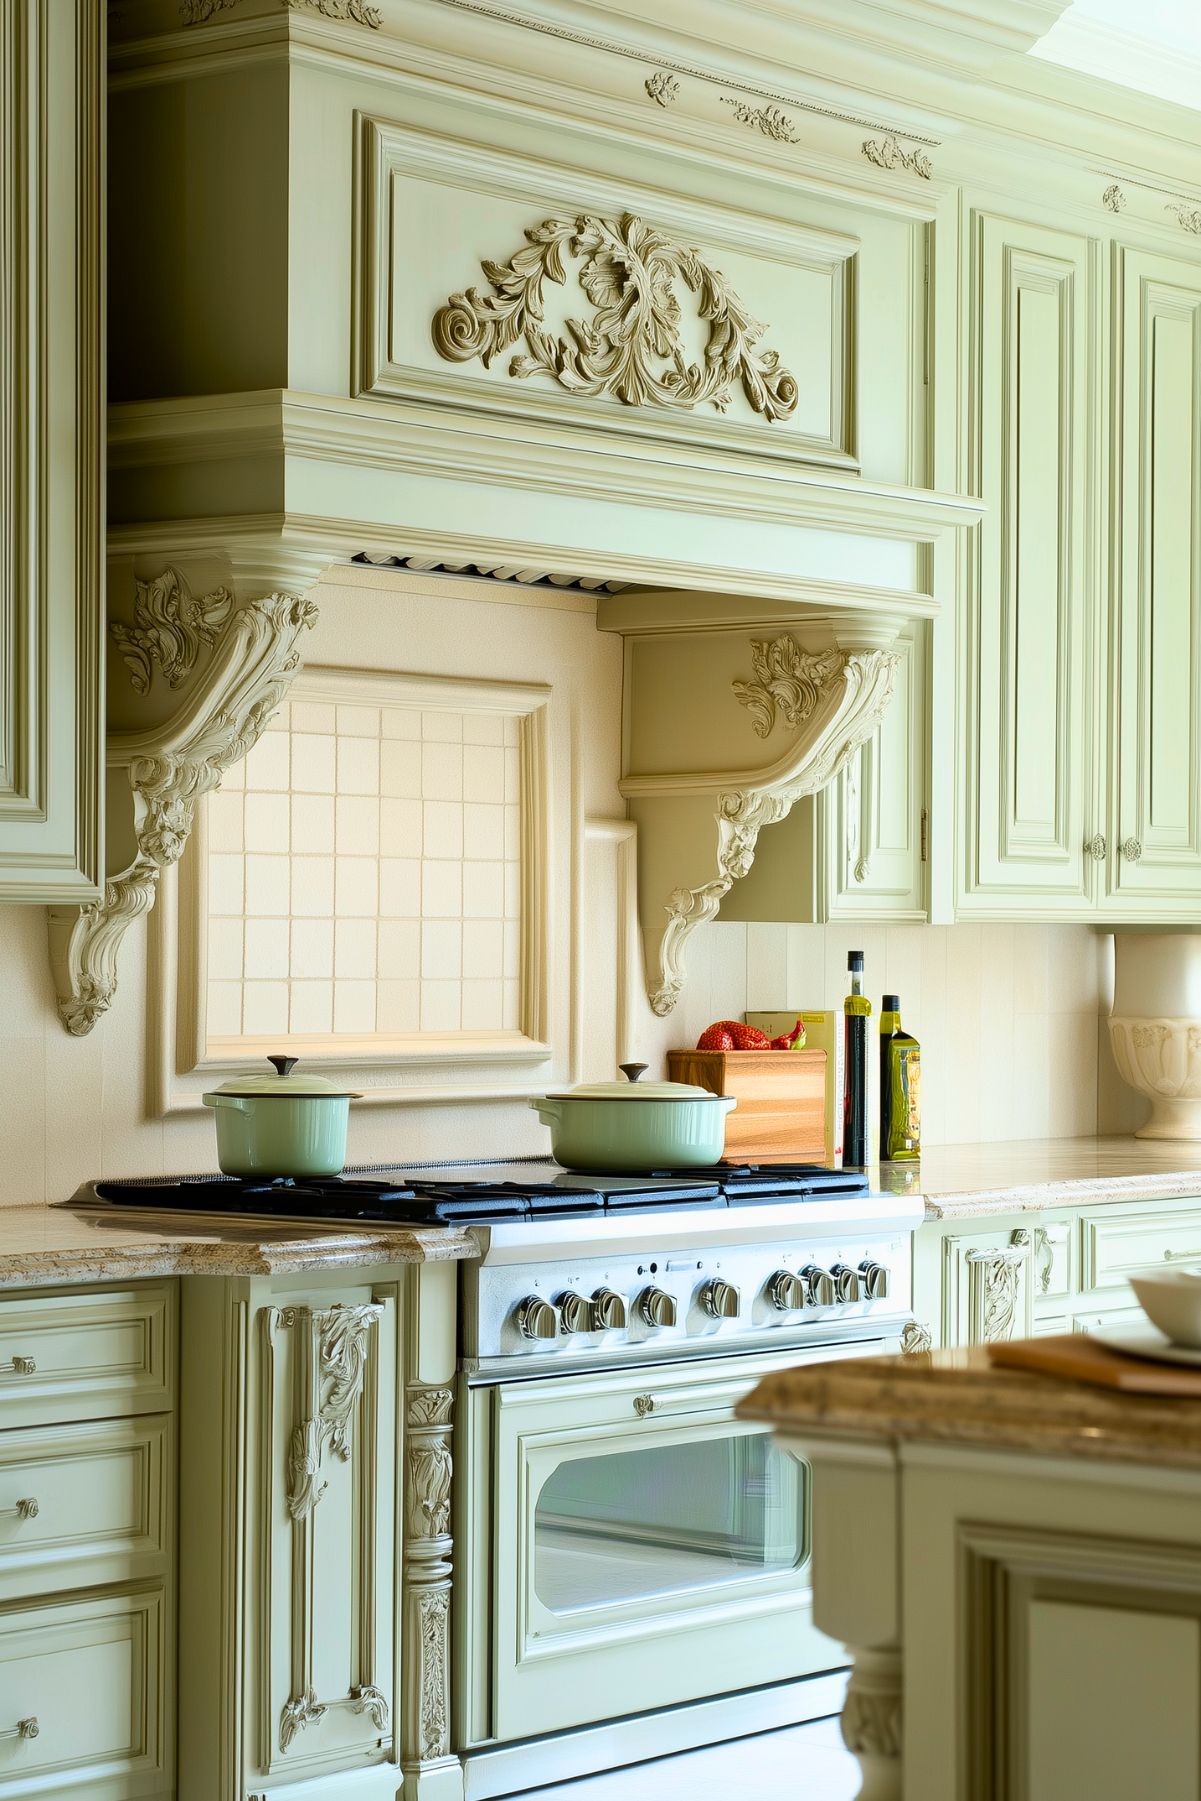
1129, 1269, 1201, 1349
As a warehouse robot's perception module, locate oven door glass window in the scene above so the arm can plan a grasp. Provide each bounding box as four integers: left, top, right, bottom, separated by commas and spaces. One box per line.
533, 1426, 804, 1614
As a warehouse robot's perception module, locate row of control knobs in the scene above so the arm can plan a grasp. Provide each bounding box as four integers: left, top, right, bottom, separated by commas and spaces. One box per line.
516, 1259, 890, 1340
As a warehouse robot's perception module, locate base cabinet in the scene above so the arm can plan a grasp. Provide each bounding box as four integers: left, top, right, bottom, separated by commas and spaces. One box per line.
179, 1261, 460, 1801
913, 1194, 1201, 1350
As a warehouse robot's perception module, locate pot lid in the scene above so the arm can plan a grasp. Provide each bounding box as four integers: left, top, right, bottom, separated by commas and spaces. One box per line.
203, 1054, 361, 1099
543, 1061, 724, 1102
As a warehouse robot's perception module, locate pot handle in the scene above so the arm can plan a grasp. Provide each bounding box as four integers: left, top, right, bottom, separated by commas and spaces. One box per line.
202, 1094, 252, 1112
619, 1062, 649, 1083
529, 1099, 561, 1126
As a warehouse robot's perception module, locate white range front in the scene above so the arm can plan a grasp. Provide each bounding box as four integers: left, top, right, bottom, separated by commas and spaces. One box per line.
456, 1192, 919, 1791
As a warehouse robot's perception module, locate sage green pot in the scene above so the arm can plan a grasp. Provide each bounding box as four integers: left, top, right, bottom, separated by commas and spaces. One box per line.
530, 1063, 736, 1171
202, 1056, 361, 1179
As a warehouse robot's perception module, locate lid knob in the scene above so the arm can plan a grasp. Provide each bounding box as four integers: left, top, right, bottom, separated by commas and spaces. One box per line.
618, 1062, 649, 1084
267, 1054, 299, 1079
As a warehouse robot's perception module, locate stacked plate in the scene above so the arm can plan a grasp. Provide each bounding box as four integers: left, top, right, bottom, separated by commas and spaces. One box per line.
1096, 1269, 1201, 1367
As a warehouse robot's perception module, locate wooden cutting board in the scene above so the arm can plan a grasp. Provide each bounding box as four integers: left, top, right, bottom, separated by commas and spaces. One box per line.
989, 1333, 1201, 1396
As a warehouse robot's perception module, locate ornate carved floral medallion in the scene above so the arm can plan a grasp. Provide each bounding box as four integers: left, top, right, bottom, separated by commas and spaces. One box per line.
432, 211, 799, 422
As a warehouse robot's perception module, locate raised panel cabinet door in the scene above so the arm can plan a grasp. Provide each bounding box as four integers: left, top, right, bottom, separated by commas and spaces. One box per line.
960, 212, 1097, 912
1110, 245, 1201, 909
823, 621, 927, 919
0, 0, 103, 900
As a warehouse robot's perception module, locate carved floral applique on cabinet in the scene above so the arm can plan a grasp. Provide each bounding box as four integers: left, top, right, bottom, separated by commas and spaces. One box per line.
432, 212, 799, 422
109, 566, 234, 696
720, 97, 800, 144
861, 134, 933, 179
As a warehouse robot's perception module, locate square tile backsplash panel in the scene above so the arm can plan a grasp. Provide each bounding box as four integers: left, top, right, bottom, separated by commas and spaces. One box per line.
204, 693, 524, 1048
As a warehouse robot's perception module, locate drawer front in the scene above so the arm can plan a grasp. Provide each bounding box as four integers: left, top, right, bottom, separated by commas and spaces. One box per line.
1082, 1205, 1201, 1294
0, 1588, 168, 1798
0, 1417, 170, 1603
0, 1287, 173, 1428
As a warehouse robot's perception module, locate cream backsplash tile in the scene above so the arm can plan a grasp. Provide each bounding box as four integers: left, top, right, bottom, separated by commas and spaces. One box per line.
709, 917, 1104, 1147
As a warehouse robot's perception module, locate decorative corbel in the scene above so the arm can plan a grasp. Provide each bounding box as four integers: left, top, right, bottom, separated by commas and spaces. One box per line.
47, 577, 317, 1034
630, 636, 900, 1016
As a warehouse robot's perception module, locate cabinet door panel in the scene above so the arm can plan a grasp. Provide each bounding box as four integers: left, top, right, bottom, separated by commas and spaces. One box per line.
960, 213, 1095, 910
0, 0, 103, 899
1111, 246, 1201, 906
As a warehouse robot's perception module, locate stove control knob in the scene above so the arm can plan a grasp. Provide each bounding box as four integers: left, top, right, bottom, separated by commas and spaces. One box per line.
766, 1270, 806, 1312
557, 1292, 592, 1334
832, 1264, 862, 1303
803, 1265, 836, 1307
591, 1288, 628, 1330
516, 1296, 559, 1341
638, 1286, 678, 1328
859, 1259, 890, 1300
699, 1278, 740, 1320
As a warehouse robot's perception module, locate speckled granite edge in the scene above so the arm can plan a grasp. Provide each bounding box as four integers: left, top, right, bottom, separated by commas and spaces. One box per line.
0, 1207, 476, 1289
738, 1346, 1201, 1473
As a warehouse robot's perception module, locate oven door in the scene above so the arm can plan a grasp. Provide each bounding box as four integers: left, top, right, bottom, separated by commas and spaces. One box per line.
470, 1334, 887, 1746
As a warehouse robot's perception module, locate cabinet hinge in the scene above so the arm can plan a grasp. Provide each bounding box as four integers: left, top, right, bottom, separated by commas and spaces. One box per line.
920, 808, 929, 863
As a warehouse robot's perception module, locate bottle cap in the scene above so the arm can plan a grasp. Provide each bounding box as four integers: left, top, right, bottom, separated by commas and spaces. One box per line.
882, 993, 900, 1011
848, 950, 864, 971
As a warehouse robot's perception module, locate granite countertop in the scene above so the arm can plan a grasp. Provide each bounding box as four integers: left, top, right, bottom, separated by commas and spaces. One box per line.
877, 1136, 1201, 1221
0, 1203, 476, 1289
739, 1343, 1201, 1473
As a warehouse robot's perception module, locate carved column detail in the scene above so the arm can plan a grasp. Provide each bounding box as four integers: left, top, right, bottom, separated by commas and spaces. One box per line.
48, 588, 317, 1035
900, 1321, 932, 1355
648, 643, 899, 1015
269, 1303, 389, 1756
402, 1384, 455, 1776
966, 1232, 1031, 1345
841, 1645, 903, 1799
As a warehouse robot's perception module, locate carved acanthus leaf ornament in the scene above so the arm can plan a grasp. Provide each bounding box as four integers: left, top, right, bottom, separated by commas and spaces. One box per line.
862, 134, 933, 179
432, 212, 799, 423
649, 645, 899, 1015
720, 96, 800, 143
733, 636, 844, 737
48, 591, 316, 1035
287, 1304, 383, 1521
110, 566, 234, 695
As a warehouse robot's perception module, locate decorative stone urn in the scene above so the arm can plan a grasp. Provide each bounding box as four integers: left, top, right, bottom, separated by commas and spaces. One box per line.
1108, 933, 1201, 1139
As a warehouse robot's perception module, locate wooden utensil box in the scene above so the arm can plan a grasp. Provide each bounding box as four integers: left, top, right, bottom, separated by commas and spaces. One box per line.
667, 1049, 827, 1162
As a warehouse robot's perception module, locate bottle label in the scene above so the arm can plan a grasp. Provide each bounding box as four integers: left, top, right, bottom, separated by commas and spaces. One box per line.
844, 995, 872, 1016
902, 1047, 921, 1145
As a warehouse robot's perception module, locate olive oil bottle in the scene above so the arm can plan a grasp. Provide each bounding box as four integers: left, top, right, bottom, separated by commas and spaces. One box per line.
879, 993, 921, 1162
843, 951, 870, 1168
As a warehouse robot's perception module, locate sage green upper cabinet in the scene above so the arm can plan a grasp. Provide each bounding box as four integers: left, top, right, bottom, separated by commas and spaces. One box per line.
957, 211, 1098, 916
0, 1, 103, 902
1109, 245, 1201, 911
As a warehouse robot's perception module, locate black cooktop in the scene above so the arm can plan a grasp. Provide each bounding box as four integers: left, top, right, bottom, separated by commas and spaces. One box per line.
73, 1159, 868, 1225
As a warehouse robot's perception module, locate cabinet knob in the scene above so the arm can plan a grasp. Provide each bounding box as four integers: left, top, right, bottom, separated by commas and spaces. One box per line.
1084, 833, 1106, 861
590, 1288, 627, 1331
516, 1297, 559, 1341
766, 1270, 806, 1312
699, 1278, 740, 1320
0, 1717, 38, 1743
556, 1292, 592, 1335
637, 1286, 677, 1328
3, 1357, 35, 1376
1121, 837, 1143, 863
1, 1498, 38, 1521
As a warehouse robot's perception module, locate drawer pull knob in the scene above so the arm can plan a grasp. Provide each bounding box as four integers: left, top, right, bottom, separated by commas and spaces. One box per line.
0, 1717, 38, 1743
1121, 836, 1143, 863
4, 1356, 35, 1376
2, 1498, 38, 1520
633, 1394, 655, 1416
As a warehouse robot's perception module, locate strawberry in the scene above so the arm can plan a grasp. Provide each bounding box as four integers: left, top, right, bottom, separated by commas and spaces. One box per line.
770, 1018, 806, 1050
696, 1020, 771, 1051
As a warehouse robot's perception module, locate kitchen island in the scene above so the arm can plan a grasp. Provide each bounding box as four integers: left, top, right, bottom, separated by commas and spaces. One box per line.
742, 1345, 1201, 1801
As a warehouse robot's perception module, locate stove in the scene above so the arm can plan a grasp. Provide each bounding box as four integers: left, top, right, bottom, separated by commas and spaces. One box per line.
75, 1158, 870, 1224
70, 1157, 919, 1375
